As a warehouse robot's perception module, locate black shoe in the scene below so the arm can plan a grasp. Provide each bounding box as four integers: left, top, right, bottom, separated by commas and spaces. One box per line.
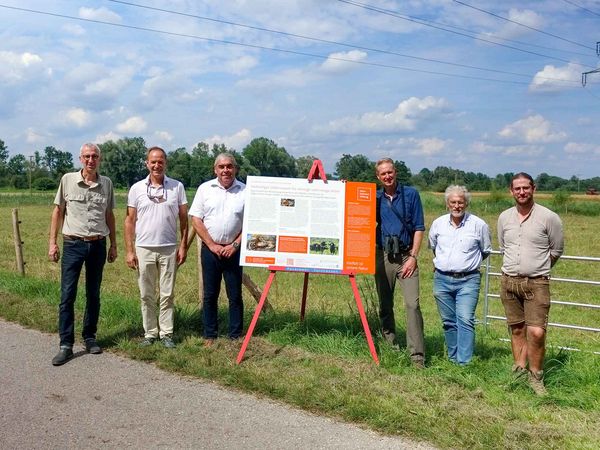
52, 348, 73, 366
85, 339, 102, 354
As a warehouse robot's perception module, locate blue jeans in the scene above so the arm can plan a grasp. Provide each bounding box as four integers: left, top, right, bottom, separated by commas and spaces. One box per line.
433, 271, 481, 365
200, 244, 243, 339
59, 238, 106, 348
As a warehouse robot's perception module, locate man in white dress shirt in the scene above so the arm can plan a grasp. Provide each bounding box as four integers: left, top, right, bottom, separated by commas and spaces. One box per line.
189, 153, 246, 344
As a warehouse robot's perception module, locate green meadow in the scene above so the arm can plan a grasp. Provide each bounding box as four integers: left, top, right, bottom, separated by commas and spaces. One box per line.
1, 191, 599, 449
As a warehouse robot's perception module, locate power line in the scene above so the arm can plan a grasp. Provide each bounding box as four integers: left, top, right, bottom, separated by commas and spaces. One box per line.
336, 0, 596, 69
105, 0, 580, 84
452, 0, 595, 51
395, 10, 593, 59
0, 3, 541, 86
560, 0, 600, 18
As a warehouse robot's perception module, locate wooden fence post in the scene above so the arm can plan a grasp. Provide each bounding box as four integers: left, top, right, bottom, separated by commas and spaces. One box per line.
12, 208, 25, 276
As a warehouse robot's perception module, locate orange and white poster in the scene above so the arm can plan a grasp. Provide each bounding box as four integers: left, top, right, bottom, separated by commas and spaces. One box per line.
240, 176, 376, 274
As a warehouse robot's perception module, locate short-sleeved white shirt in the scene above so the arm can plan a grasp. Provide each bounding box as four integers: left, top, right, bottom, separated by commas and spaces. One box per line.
188, 178, 245, 244
127, 175, 187, 247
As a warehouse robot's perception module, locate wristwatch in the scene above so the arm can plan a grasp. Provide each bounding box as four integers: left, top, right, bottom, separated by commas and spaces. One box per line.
232, 242, 240, 249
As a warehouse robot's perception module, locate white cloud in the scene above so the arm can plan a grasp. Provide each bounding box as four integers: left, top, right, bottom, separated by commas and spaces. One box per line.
238, 67, 317, 89
64, 64, 135, 109
410, 137, 448, 156
226, 55, 259, 75
116, 116, 147, 134
471, 141, 544, 158
64, 108, 92, 128
502, 145, 543, 156
316, 96, 449, 136
204, 128, 252, 151
154, 131, 174, 142
530, 63, 581, 92
178, 88, 205, 102
62, 24, 86, 36
0, 51, 43, 83
482, 9, 544, 40
95, 131, 121, 144
78, 7, 121, 23
498, 115, 567, 143
25, 128, 45, 144
564, 142, 600, 155
320, 50, 367, 74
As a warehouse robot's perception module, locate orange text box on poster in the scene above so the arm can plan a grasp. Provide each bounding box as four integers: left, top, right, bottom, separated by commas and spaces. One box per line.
343, 181, 376, 274
245, 256, 276, 265
278, 235, 308, 253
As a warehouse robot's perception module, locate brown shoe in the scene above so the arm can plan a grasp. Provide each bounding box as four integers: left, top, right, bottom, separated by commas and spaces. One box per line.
511, 364, 527, 379
203, 338, 215, 348
528, 370, 547, 396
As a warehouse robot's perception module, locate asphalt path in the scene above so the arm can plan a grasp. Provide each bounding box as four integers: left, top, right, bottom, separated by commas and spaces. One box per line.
0, 319, 434, 449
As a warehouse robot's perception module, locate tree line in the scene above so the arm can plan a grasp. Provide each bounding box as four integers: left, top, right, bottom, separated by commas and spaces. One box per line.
0, 137, 598, 192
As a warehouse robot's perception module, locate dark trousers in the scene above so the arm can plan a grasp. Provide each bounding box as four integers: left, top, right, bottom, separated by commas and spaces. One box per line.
59, 239, 106, 348
200, 244, 244, 339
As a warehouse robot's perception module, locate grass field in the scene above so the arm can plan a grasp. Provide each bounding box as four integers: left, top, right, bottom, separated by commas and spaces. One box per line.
1, 191, 599, 449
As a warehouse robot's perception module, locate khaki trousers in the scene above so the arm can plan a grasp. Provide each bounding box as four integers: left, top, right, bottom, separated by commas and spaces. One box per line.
136, 245, 178, 339
374, 247, 425, 359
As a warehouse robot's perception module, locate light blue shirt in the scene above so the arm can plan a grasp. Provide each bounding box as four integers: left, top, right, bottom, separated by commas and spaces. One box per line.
429, 212, 492, 273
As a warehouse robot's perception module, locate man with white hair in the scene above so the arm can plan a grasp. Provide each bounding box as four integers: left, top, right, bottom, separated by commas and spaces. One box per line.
429, 185, 491, 365
48, 143, 117, 366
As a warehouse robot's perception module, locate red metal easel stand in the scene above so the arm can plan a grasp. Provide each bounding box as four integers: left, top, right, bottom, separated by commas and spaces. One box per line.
236, 268, 379, 365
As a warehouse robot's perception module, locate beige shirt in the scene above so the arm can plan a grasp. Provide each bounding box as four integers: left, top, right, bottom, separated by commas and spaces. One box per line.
54, 171, 115, 238
497, 203, 564, 277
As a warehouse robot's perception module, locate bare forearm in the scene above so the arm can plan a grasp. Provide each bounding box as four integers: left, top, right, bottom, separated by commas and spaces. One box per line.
410, 230, 424, 257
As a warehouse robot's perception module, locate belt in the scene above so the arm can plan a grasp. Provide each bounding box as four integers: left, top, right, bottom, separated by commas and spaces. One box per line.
64, 235, 105, 242
435, 269, 479, 278
502, 272, 549, 280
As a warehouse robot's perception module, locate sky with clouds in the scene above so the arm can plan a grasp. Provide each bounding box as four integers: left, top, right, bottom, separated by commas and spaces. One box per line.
1, 0, 599, 179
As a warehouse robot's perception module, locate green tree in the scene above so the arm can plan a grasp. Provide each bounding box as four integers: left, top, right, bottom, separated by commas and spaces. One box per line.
494, 173, 514, 189
552, 188, 571, 213
242, 137, 297, 177
99, 137, 147, 188
393, 160, 412, 185
190, 142, 220, 186
0, 139, 8, 171
33, 176, 58, 191
296, 155, 318, 178
536, 172, 566, 191
41, 146, 74, 180
335, 154, 375, 182
0, 139, 8, 185
167, 147, 192, 187
7, 154, 26, 176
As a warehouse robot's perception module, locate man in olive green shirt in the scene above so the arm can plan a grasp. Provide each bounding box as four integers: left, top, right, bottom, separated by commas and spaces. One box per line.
48, 143, 117, 366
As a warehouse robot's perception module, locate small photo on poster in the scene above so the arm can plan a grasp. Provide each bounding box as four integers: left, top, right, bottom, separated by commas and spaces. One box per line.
246, 234, 277, 252
280, 198, 295, 207
309, 237, 339, 256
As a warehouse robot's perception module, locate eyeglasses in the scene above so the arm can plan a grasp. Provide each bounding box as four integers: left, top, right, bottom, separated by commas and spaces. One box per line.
147, 184, 167, 202
81, 154, 99, 160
